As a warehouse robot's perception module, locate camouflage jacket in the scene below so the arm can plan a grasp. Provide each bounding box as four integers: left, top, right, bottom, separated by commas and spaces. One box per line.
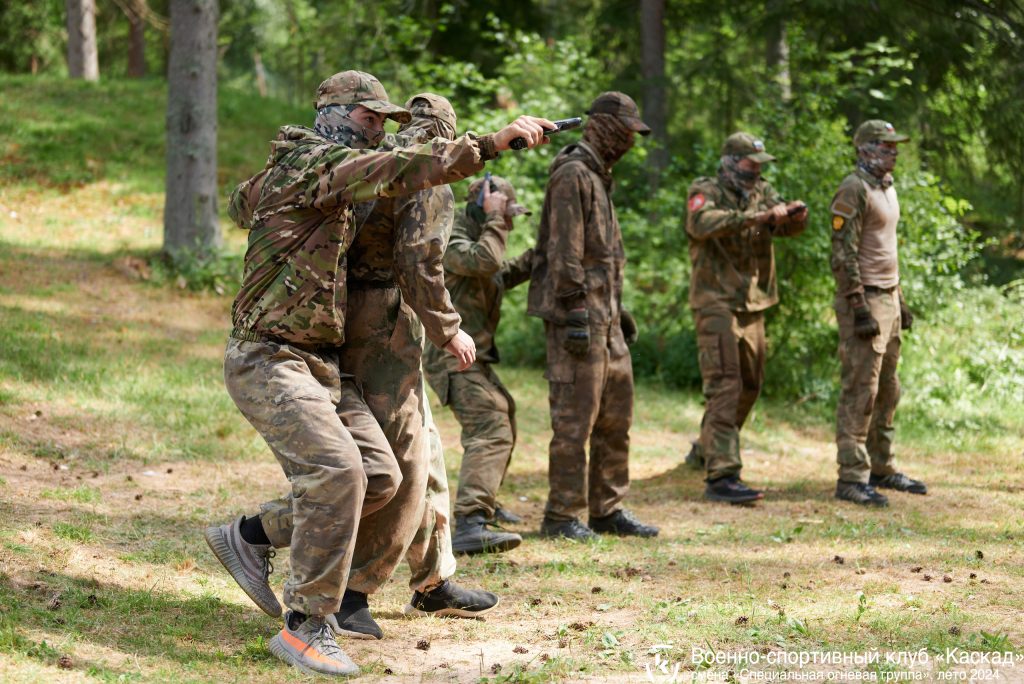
228, 125, 490, 346
527, 141, 625, 327
423, 206, 534, 375
348, 130, 460, 349
828, 168, 900, 299
685, 175, 805, 313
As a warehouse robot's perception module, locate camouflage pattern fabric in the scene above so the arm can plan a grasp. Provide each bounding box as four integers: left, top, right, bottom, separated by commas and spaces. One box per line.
227, 125, 494, 347
543, 322, 632, 520
684, 174, 806, 312
224, 338, 401, 616
694, 309, 766, 480
527, 141, 625, 326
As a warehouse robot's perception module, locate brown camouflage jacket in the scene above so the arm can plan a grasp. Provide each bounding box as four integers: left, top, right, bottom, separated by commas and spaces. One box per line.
527, 141, 625, 327
423, 206, 534, 375
228, 125, 489, 346
685, 175, 805, 313
347, 129, 460, 349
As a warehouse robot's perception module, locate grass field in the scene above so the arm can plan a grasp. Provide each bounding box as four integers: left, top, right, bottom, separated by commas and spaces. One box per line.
1, 77, 1022, 683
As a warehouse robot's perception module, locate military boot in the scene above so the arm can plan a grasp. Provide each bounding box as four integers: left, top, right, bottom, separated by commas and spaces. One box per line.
835, 481, 889, 507
869, 472, 927, 495
705, 476, 764, 504
539, 516, 597, 540
589, 509, 659, 537
451, 513, 522, 555
493, 506, 523, 524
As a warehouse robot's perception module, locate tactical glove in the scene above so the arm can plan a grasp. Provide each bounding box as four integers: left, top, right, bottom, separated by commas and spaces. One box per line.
898, 291, 913, 331
620, 310, 638, 345
563, 308, 590, 357
850, 295, 880, 340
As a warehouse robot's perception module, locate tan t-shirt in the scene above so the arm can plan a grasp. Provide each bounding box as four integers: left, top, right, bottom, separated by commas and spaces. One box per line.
858, 180, 900, 288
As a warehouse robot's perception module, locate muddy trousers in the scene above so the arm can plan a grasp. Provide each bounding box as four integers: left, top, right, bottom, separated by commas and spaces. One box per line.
835, 289, 902, 483
694, 308, 766, 482
543, 322, 633, 522
224, 338, 401, 616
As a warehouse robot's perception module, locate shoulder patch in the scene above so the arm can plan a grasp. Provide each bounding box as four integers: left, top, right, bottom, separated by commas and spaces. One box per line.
830, 198, 856, 219
832, 215, 845, 231
688, 193, 706, 212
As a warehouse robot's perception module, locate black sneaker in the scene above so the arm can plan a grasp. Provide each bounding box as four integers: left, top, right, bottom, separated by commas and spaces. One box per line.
539, 517, 597, 540
451, 513, 522, 555
493, 506, 523, 524
588, 509, 659, 538
327, 589, 382, 640
835, 481, 889, 507
704, 476, 764, 504
684, 441, 704, 470
403, 580, 499, 618
870, 472, 927, 495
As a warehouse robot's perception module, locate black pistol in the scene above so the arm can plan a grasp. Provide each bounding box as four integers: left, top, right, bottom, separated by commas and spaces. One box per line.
509, 117, 583, 150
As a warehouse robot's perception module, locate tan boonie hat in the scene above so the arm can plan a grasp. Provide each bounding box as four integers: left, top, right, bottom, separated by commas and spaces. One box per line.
467, 175, 531, 217
722, 132, 776, 163
853, 119, 909, 146
315, 70, 411, 124
405, 93, 456, 132
587, 91, 651, 135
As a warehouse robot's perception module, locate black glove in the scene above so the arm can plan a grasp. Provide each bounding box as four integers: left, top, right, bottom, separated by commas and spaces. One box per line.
850, 295, 880, 340
563, 308, 590, 357
620, 310, 638, 345
898, 291, 913, 331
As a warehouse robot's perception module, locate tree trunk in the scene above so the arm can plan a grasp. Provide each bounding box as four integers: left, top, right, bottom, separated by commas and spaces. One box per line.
164, 0, 221, 256
65, 0, 99, 81
765, 0, 791, 101
640, 0, 669, 185
253, 50, 268, 98
127, 0, 147, 78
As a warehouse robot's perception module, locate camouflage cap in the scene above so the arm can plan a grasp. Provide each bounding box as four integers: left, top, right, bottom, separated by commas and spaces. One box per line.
722, 132, 776, 163
467, 174, 531, 217
853, 120, 909, 146
405, 92, 456, 132
315, 70, 411, 124
587, 91, 651, 135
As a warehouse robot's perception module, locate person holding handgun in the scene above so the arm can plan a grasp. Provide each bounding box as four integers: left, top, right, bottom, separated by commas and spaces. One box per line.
684, 132, 808, 504
424, 173, 534, 555
528, 91, 659, 540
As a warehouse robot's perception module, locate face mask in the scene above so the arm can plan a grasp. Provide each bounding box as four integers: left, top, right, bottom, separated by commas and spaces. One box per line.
401, 115, 455, 142
857, 141, 897, 183
719, 155, 759, 194
314, 104, 385, 149
583, 113, 635, 167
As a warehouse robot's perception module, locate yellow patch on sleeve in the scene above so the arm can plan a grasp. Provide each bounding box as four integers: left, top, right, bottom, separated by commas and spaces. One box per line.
832, 215, 845, 231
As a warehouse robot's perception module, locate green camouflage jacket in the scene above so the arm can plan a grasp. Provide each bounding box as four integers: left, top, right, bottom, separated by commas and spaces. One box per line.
423, 206, 533, 375
347, 129, 460, 349
527, 141, 625, 327
685, 175, 805, 313
228, 125, 489, 346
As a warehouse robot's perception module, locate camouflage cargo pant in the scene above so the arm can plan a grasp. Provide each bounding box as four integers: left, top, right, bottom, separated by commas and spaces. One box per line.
835, 289, 901, 483
543, 321, 632, 521
695, 308, 765, 481
434, 363, 517, 519
257, 287, 455, 592
224, 338, 401, 616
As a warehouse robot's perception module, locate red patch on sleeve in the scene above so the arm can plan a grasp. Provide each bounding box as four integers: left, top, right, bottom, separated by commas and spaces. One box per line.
688, 193, 706, 212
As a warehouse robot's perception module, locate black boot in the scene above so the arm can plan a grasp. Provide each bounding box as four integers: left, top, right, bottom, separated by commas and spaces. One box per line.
451, 513, 522, 555
705, 476, 764, 504
588, 509, 659, 537
869, 472, 927, 495
835, 481, 889, 507
404, 580, 499, 618
539, 517, 597, 540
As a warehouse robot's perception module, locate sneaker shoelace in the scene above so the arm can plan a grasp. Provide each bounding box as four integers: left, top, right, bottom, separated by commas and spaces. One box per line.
304, 619, 342, 659
261, 548, 275, 580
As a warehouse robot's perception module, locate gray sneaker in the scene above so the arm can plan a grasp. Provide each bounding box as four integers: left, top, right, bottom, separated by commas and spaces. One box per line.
204, 516, 281, 617
269, 611, 359, 677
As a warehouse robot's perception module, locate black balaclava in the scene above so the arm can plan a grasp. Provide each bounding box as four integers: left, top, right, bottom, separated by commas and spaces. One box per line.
582, 113, 635, 167
314, 104, 385, 149
718, 155, 760, 197
856, 141, 896, 187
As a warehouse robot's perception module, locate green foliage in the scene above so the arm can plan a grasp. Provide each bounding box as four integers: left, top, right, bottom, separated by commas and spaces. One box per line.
150, 246, 241, 295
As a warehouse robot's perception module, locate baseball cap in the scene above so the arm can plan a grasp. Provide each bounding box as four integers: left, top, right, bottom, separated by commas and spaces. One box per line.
722, 132, 776, 163
315, 70, 411, 124
405, 92, 457, 132
853, 120, 910, 146
587, 92, 651, 135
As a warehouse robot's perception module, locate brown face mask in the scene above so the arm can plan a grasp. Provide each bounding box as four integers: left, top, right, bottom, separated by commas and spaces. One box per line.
583, 113, 635, 167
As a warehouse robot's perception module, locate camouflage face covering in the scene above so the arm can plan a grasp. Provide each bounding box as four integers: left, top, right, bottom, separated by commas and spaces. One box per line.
856, 141, 896, 187
718, 155, 759, 196
314, 104, 385, 149
401, 116, 455, 142
582, 113, 635, 167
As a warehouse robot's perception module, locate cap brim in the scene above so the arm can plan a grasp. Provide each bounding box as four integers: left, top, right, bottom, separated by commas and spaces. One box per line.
509, 203, 531, 217
622, 116, 652, 136
748, 152, 777, 163
360, 100, 412, 124
879, 133, 910, 142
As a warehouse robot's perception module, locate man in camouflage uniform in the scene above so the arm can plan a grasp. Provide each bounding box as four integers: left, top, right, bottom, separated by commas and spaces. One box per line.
830, 120, 927, 507
685, 132, 808, 504
527, 92, 659, 540
424, 175, 534, 555
203, 70, 553, 677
